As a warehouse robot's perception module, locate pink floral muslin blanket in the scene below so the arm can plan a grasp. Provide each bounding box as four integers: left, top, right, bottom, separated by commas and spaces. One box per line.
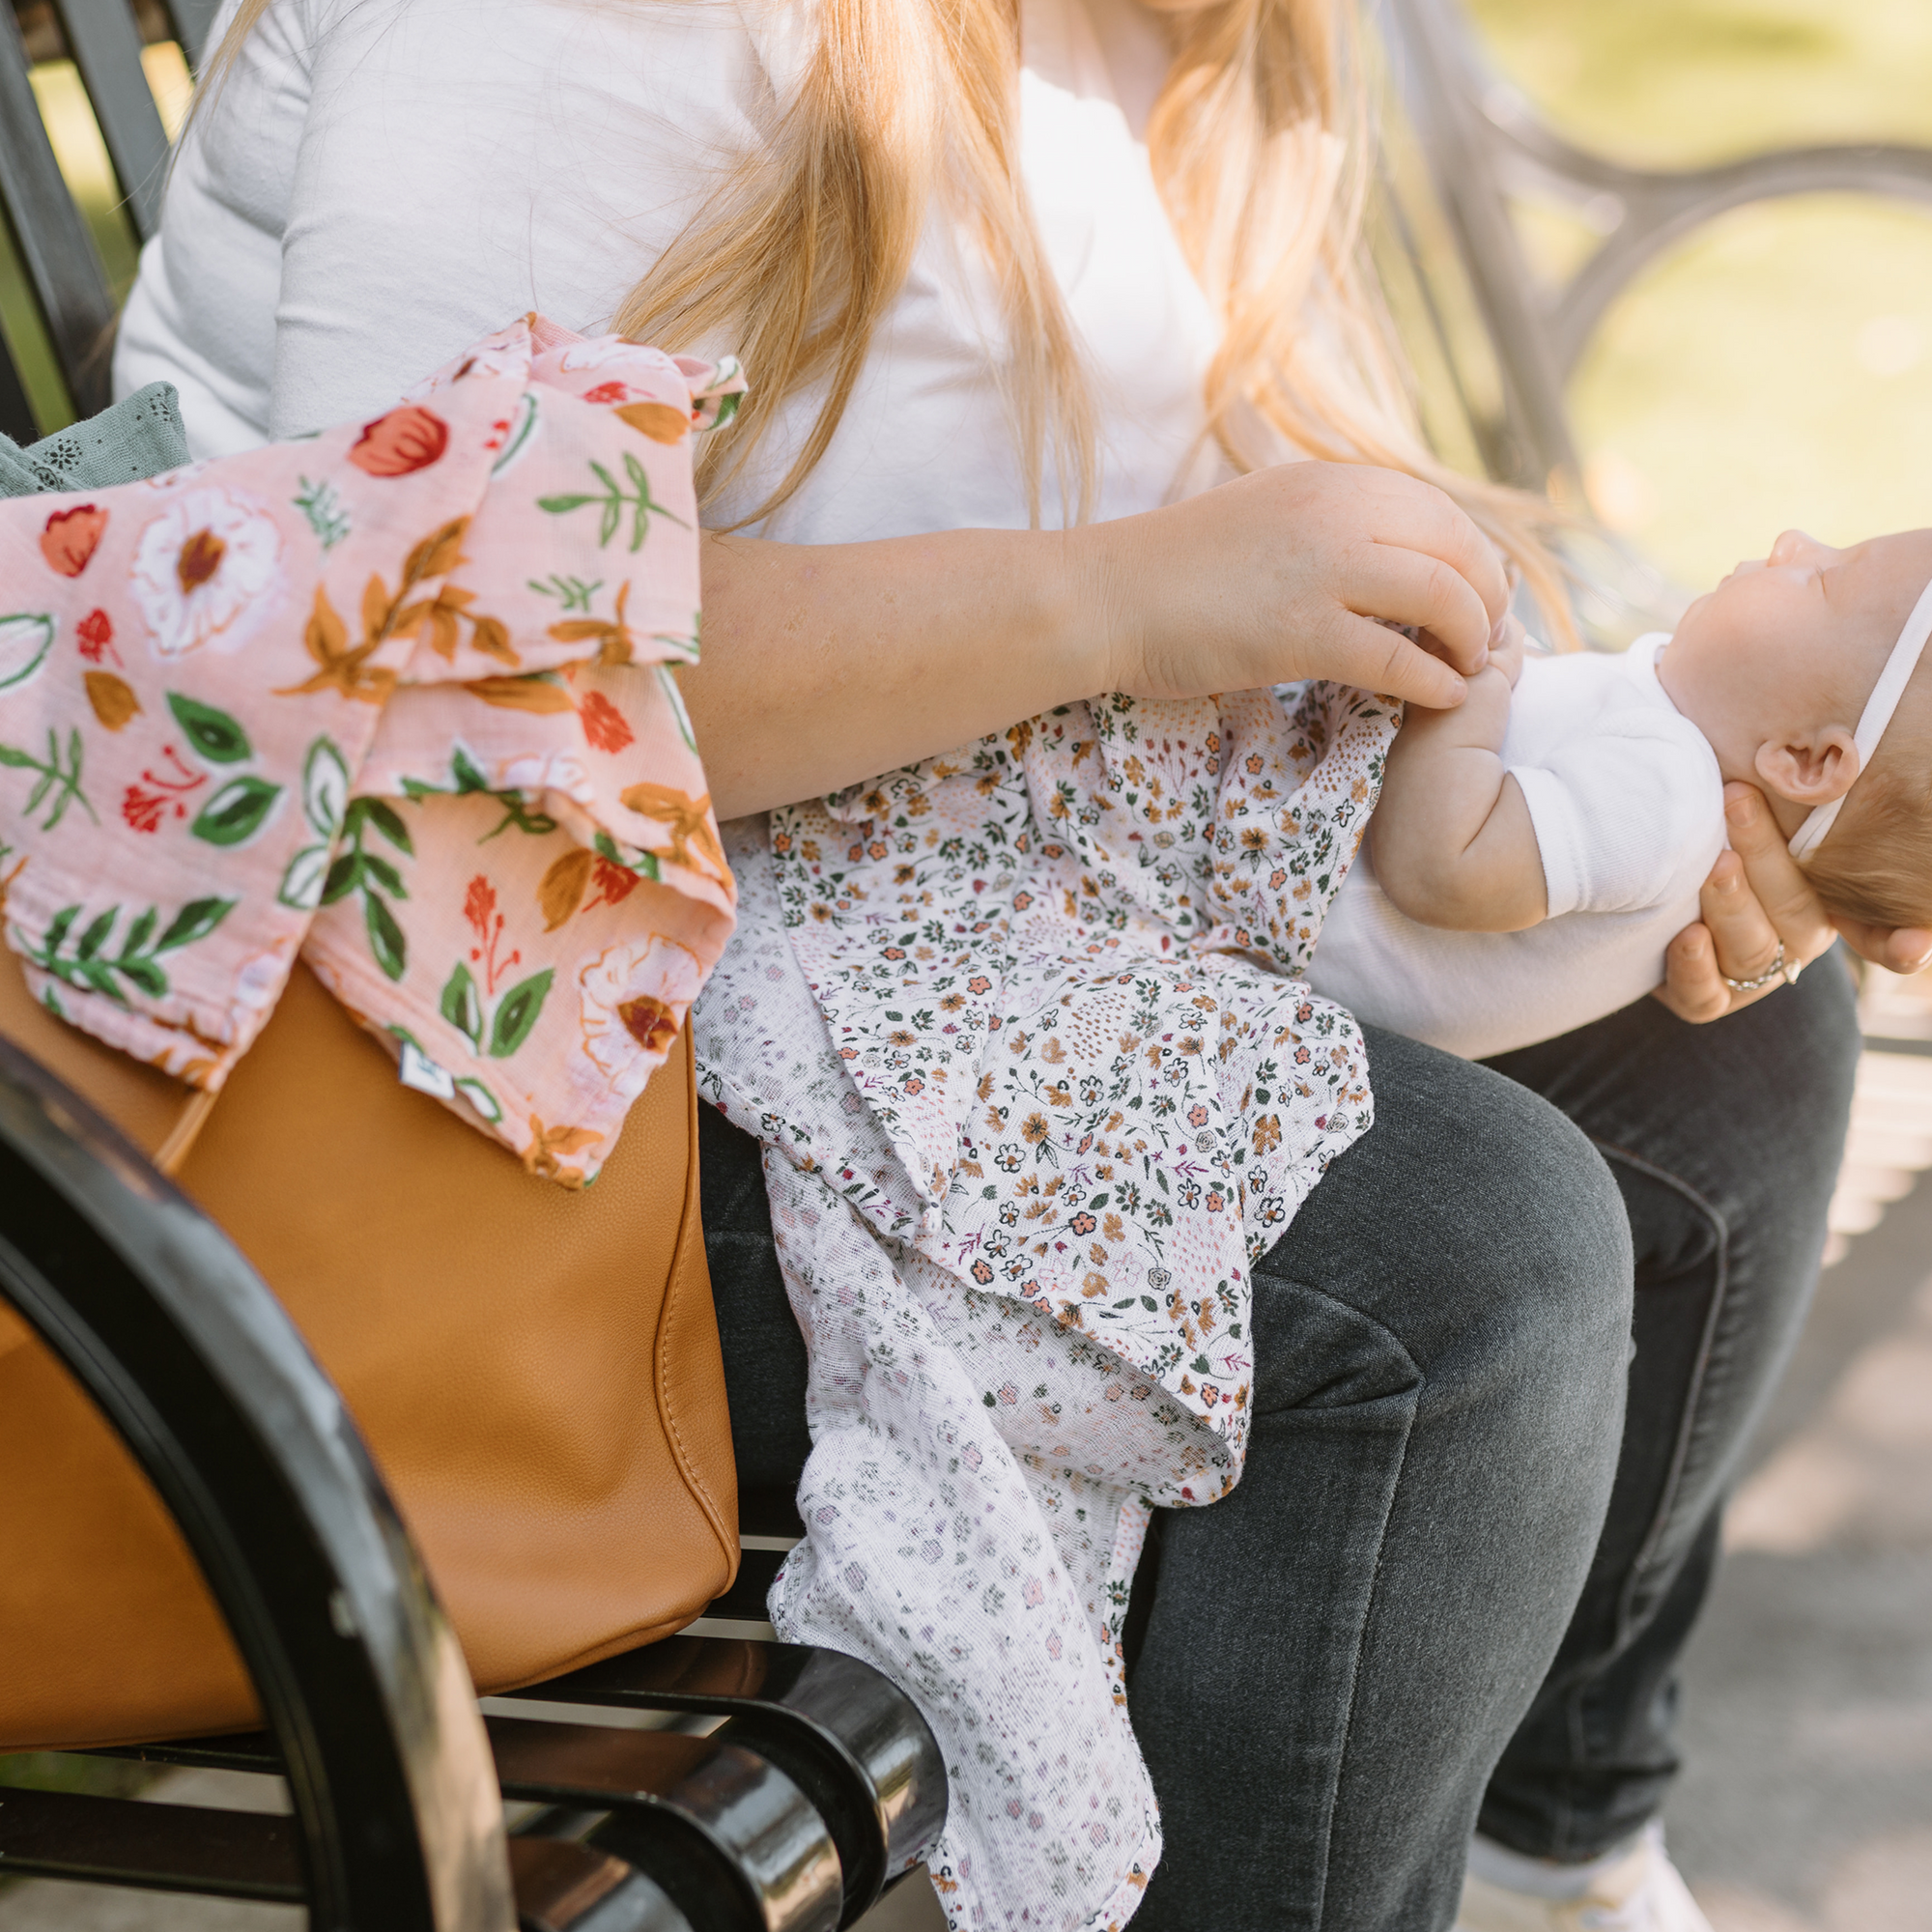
0, 315, 740, 1185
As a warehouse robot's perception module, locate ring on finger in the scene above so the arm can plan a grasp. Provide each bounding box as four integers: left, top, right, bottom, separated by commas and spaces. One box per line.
1723, 941, 1795, 995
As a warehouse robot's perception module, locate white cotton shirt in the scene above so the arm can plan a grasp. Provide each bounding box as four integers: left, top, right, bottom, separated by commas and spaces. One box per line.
1306, 635, 1727, 1060
114, 0, 1225, 537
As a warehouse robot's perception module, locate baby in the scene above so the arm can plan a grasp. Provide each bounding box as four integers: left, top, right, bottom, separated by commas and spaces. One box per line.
1308, 526, 1932, 1058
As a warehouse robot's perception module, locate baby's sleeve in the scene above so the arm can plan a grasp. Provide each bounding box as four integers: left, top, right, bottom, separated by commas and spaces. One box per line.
1510, 715, 1725, 920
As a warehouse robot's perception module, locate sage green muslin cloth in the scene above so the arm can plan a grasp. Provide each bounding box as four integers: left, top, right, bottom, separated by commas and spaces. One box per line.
0, 383, 186, 497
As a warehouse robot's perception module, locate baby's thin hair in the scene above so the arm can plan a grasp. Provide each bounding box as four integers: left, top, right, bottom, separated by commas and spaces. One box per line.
1807, 668, 1932, 930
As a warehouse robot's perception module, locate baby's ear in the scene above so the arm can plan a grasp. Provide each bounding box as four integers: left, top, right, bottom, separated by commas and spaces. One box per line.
1754, 726, 1861, 806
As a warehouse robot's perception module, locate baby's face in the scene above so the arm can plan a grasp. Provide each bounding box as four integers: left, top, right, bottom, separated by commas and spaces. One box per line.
1672, 526, 1932, 720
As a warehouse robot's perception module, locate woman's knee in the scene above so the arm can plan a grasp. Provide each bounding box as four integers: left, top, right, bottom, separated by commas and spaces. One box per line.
1268, 1027, 1634, 1420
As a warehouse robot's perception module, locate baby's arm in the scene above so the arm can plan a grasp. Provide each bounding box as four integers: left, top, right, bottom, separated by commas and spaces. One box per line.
1370, 618, 1549, 933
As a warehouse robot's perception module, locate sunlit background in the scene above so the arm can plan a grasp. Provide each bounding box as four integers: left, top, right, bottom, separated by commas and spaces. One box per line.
1467, 0, 1932, 589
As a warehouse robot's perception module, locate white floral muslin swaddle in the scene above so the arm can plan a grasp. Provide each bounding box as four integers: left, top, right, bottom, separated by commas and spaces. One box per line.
696, 680, 1398, 1931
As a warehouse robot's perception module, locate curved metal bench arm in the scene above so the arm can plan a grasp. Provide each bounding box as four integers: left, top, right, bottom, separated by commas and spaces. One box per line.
1383, 0, 1932, 491
0, 1036, 515, 1932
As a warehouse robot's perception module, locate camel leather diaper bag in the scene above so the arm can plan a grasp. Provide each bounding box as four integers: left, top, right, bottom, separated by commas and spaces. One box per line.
0, 948, 739, 1750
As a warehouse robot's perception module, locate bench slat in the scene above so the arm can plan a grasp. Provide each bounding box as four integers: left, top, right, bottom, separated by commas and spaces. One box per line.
162, 0, 219, 70
0, 1785, 303, 1901
52, 0, 172, 241
0, 0, 116, 419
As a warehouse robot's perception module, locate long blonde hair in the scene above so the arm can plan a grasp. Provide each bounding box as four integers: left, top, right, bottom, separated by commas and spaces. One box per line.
196, 0, 1565, 606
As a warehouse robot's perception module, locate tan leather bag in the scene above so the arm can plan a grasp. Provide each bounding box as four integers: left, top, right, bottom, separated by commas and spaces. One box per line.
0, 951, 738, 1751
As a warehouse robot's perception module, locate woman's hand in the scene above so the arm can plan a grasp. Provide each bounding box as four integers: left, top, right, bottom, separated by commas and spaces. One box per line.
1088, 462, 1512, 712
1657, 781, 1932, 1021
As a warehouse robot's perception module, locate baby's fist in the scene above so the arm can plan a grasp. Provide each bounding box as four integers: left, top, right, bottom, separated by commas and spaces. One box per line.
1488, 614, 1529, 689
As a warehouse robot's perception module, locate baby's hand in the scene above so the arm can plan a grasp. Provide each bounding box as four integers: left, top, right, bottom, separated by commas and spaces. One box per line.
1487, 613, 1528, 690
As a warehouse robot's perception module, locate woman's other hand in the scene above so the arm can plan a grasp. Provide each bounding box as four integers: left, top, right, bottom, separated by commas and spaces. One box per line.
1658, 781, 1932, 1021
1089, 461, 1512, 712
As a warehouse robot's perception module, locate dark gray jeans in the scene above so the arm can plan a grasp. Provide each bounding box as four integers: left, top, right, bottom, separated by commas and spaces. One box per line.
698, 955, 1861, 1930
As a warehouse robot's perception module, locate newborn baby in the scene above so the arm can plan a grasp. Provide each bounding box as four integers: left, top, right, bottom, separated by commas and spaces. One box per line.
1308, 526, 1932, 1058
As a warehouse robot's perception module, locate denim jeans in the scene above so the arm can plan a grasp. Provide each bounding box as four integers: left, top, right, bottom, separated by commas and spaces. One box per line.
697, 953, 1861, 1930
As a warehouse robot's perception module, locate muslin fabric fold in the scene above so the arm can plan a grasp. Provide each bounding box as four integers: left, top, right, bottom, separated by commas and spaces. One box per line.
2, 316, 739, 1183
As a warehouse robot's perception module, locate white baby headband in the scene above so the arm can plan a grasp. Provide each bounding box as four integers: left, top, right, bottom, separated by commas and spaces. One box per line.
1788, 572, 1932, 865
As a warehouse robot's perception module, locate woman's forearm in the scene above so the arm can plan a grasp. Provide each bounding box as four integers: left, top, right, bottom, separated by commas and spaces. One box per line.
680, 462, 1517, 820
681, 526, 1107, 819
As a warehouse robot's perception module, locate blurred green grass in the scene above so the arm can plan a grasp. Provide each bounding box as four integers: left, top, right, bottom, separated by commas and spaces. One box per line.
1465, 0, 1932, 588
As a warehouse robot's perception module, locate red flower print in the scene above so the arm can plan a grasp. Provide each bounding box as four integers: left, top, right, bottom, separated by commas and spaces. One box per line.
41, 503, 107, 577
349, 406, 449, 477
121, 745, 205, 833
582, 855, 640, 912
581, 381, 632, 406
465, 873, 521, 992
122, 786, 167, 835
967, 975, 991, 995
577, 690, 635, 754
75, 608, 117, 665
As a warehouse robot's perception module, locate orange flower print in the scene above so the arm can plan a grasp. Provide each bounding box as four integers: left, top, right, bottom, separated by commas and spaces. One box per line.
41, 503, 107, 577
578, 690, 635, 753
523, 1116, 603, 1188
349, 406, 448, 477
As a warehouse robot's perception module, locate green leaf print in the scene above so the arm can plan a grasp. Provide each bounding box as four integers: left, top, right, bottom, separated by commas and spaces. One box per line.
301, 736, 350, 838
357, 797, 413, 855
538, 457, 689, 553
313, 796, 415, 977
158, 896, 236, 952
278, 843, 331, 911
454, 1076, 502, 1123
400, 745, 555, 841
0, 613, 54, 692
488, 967, 553, 1058
440, 961, 483, 1049
24, 895, 235, 1001
0, 727, 95, 830
365, 890, 407, 981
191, 775, 282, 847
166, 694, 252, 764
293, 475, 351, 551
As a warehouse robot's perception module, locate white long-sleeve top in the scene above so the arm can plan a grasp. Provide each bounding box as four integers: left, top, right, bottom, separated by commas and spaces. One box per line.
115, 0, 1223, 539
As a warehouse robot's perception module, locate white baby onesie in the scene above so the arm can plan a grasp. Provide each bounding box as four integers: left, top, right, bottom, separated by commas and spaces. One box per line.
1307, 633, 1725, 1060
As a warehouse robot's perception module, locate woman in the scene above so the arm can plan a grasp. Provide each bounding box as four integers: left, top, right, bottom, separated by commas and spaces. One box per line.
117, 0, 1928, 1921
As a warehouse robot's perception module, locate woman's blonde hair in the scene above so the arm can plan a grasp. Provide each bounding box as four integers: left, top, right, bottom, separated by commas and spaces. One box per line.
196, 0, 1565, 610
